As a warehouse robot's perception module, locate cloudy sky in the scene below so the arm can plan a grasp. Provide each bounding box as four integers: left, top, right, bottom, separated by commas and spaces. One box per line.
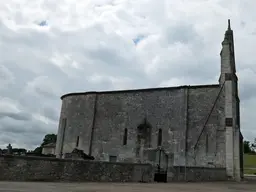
0, 0, 255, 150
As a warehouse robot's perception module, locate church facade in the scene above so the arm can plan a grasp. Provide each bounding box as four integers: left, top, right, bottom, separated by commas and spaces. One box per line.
55, 20, 243, 181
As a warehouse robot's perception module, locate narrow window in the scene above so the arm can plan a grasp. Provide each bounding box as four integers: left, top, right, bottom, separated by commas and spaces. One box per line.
60, 118, 67, 157
76, 136, 79, 147
206, 134, 208, 154
157, 129, 162, 146
123, 128, 128, 145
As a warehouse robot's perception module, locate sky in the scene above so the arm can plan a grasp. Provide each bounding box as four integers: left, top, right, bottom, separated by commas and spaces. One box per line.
0, 0, 256, 150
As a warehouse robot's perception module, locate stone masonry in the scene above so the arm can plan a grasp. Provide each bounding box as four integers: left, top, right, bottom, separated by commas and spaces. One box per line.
55, 20, 243, 181
0, 155, 153, 182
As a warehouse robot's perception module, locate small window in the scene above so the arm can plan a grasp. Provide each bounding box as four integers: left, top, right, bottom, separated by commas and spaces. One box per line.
76, 136, 79, 147
60, 118, 67, 157
109, 155, 117, 162
123, 128, 128, 145
157, 129, 162, 146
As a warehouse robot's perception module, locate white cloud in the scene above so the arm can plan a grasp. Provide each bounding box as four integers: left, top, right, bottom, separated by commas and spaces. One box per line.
88, 74, 134, 90
0, 98, 20, 114
0, 0, 256, 149
0, 65, 15, 89
0, 97, 31, 121
24, 76, 62, 98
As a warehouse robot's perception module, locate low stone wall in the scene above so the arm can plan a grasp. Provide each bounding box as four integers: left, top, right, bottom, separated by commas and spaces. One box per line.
0, 155, 153, 182
167, 166, 227, 182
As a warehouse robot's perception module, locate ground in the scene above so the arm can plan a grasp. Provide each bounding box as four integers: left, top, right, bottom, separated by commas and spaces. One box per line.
1, 181, 256, 192
244, 154, 256, 175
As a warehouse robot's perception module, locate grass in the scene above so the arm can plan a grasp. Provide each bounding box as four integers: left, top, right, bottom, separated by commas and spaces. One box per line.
244, 154, 256, 175
244, 168, 256, 175
244, 154, 256, 167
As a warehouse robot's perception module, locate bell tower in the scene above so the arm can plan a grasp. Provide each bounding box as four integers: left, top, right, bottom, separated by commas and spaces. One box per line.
219, 19, 241, 181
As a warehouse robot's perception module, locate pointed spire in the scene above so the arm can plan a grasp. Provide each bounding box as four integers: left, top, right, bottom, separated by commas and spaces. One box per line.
228, 19, 231, 30
223, 19, 233, 44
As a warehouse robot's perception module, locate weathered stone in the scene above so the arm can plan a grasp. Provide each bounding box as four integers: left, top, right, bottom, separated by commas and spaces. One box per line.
56, 85, 227, 169
167, 166, 226, 182
54, 20, 243, 182
0, 155, 153, 182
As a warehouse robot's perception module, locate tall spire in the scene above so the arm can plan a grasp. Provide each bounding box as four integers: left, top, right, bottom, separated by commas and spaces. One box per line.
228, 19, 231, 30
219, 19, 236, 84
223, 19, 233, 43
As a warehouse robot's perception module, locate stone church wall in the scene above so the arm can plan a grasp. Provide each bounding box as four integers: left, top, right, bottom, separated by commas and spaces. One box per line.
186, 85, 226, 167
92, 87, 187, 162
55, 93, 97, 157
57, 87, 188, 162
0, 155, 153, 182
56, 84, 226, 169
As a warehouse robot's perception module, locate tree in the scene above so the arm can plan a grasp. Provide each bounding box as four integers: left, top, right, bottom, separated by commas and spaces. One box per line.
251, 138, 256, 152
30, 133, 57, 155
244, 140, 252, 153
41, 134, 57, 146
33, 146, 42, 155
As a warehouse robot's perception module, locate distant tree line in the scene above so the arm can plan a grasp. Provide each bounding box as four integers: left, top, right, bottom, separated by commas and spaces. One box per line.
0, 148, 27, 155
0, 134, 57, 157
244, 139, 256, 154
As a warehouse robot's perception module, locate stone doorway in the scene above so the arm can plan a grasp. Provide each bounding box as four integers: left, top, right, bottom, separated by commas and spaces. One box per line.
154, 148, 168, 183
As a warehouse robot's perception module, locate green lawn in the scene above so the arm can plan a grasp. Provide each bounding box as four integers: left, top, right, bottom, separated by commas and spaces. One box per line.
244, 154, 256, 167
244, 154, 256, 175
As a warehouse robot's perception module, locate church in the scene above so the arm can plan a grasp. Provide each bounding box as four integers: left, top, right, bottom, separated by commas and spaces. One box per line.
55, 20, 243, 181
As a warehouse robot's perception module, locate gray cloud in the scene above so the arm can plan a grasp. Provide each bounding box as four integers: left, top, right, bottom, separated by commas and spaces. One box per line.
0, 65, 15, 89
41, 106, 60, 122
165, 23, 201, 45
0, 0, 256, 149
0, 112, 31, 121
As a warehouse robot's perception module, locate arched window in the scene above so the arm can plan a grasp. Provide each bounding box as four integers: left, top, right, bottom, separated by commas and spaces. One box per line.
137, 118, 152, 147
123, 128, 128, 145
158, 129, 162, 146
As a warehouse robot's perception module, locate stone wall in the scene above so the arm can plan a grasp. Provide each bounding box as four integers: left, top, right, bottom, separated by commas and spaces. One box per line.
92, 87, 187, 163
55, 93, 97, 157
167, 166, 227, 182
186, 85, 226, 167
57, 84, 226, 169
0, 155, 154, 182
57, 87, 187, 162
